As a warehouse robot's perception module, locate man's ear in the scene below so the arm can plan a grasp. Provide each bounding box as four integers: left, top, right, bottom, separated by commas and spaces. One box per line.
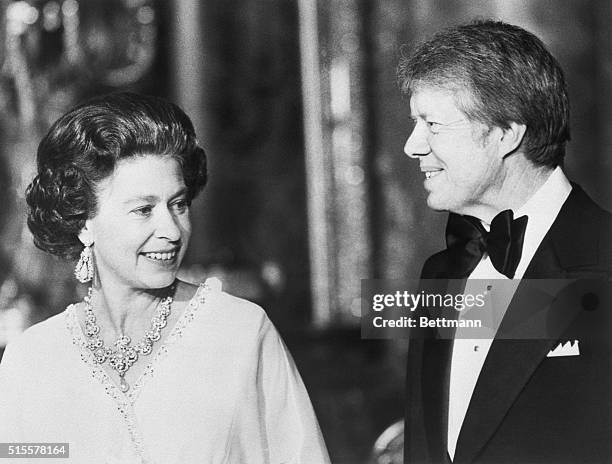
78, 221, 94, 247
499, 122, 527, 158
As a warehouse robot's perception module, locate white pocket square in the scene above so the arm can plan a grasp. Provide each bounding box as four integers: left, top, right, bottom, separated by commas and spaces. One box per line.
547, 340, 580, 357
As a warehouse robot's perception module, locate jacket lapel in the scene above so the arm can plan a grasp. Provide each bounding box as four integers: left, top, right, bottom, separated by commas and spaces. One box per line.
452, 338, 555, 464
451, 281, 561, 463
426, 340, 454, 462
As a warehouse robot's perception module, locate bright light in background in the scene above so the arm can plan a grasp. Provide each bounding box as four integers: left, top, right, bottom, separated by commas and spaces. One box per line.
62, 0, 79, 18
0, 278, 30, 348
7, 1, 39, 35
330, 58, 351, 119
0, 307, 26, 347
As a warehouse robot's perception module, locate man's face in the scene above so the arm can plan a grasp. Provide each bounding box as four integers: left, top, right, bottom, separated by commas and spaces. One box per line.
404, 86, 505, 216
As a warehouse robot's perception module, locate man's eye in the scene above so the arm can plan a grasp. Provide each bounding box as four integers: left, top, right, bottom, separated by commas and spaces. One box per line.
426, 121, 442, 132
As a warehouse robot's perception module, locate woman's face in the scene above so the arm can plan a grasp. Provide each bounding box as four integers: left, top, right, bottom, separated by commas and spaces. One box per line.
82, 155, 191, 291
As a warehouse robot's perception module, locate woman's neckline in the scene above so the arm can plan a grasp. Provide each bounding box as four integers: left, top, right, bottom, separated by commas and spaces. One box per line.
65, 279, 214, 401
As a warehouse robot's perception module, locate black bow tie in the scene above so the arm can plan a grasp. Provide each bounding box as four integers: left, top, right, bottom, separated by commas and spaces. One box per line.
445, 210, 528, 278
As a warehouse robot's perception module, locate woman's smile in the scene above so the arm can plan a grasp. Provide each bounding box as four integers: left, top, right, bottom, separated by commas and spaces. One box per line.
141, 249, 180, 265
142, 250, 178, 261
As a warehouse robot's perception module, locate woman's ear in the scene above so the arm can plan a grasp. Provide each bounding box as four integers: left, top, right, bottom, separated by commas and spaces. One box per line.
78, 221, 94, 247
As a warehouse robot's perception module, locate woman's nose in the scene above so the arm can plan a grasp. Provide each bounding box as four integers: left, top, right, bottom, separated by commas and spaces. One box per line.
155, 208, 181, 241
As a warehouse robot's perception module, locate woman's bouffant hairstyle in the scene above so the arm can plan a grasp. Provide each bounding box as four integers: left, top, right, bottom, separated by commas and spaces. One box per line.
398, 20, 570, 168
26, 92, 208, 260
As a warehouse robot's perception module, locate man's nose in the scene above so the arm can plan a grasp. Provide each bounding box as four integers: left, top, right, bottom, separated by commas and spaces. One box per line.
403, 124, 430, 158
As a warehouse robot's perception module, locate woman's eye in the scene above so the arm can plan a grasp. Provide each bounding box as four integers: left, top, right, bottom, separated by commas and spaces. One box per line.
133, 205, 153, 216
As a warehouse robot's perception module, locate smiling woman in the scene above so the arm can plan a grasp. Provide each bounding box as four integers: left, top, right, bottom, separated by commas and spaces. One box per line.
82, 156, 191, 292
0, 93, 330, 463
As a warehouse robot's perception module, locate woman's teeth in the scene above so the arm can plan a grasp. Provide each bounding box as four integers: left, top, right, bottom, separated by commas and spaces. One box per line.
144, 251, 176, 261
425, 171, 442, 179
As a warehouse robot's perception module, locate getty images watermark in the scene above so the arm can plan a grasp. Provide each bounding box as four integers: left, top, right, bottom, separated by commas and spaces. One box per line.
361, 279, 611, 340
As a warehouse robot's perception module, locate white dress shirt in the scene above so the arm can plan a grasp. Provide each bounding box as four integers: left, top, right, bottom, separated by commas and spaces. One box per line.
447, 167, 572, 460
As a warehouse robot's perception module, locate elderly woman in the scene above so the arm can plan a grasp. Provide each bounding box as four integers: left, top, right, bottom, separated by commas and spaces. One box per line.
0, 93, 330, 463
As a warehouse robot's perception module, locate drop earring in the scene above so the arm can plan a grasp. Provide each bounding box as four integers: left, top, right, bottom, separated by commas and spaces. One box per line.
75, 243, 94, 283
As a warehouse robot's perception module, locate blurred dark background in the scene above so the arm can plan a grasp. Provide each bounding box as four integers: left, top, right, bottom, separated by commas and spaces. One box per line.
0, 1, 609, 462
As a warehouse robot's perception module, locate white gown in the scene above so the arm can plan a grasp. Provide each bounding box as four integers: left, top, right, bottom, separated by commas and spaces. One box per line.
0, 278, 330, 464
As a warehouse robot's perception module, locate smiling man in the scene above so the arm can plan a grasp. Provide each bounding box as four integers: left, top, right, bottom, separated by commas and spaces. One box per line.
398, 20, 611, 464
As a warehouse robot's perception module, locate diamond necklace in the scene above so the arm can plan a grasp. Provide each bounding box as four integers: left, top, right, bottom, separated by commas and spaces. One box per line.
83, 285, 175, 393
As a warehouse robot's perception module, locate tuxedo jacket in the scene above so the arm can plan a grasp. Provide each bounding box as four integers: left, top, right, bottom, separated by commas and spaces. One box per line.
404, 185, 612, 464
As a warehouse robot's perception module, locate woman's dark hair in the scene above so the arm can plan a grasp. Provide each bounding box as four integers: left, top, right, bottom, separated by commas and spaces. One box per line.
26, 92, 208, 260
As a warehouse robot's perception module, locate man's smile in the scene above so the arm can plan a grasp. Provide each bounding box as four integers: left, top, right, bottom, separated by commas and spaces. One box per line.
425, 171, 443, 179
420, 165, 444, 180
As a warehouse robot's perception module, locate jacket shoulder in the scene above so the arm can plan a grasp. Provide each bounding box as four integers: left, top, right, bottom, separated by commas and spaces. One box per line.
550, 184, 612, 274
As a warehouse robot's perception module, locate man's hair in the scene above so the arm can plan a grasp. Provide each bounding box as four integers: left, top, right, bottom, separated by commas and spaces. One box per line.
398, 20, 570, 167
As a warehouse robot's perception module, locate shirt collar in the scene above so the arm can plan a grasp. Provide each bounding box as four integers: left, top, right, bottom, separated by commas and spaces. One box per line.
470, 166, 572, 280
512, 166, 572, 278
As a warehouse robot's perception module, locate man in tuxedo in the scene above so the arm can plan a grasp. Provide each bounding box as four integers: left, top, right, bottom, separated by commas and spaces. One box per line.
398, 20, 611, 463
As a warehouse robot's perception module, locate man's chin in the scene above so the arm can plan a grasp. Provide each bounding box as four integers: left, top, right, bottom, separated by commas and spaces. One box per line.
426, 196, 451, 212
